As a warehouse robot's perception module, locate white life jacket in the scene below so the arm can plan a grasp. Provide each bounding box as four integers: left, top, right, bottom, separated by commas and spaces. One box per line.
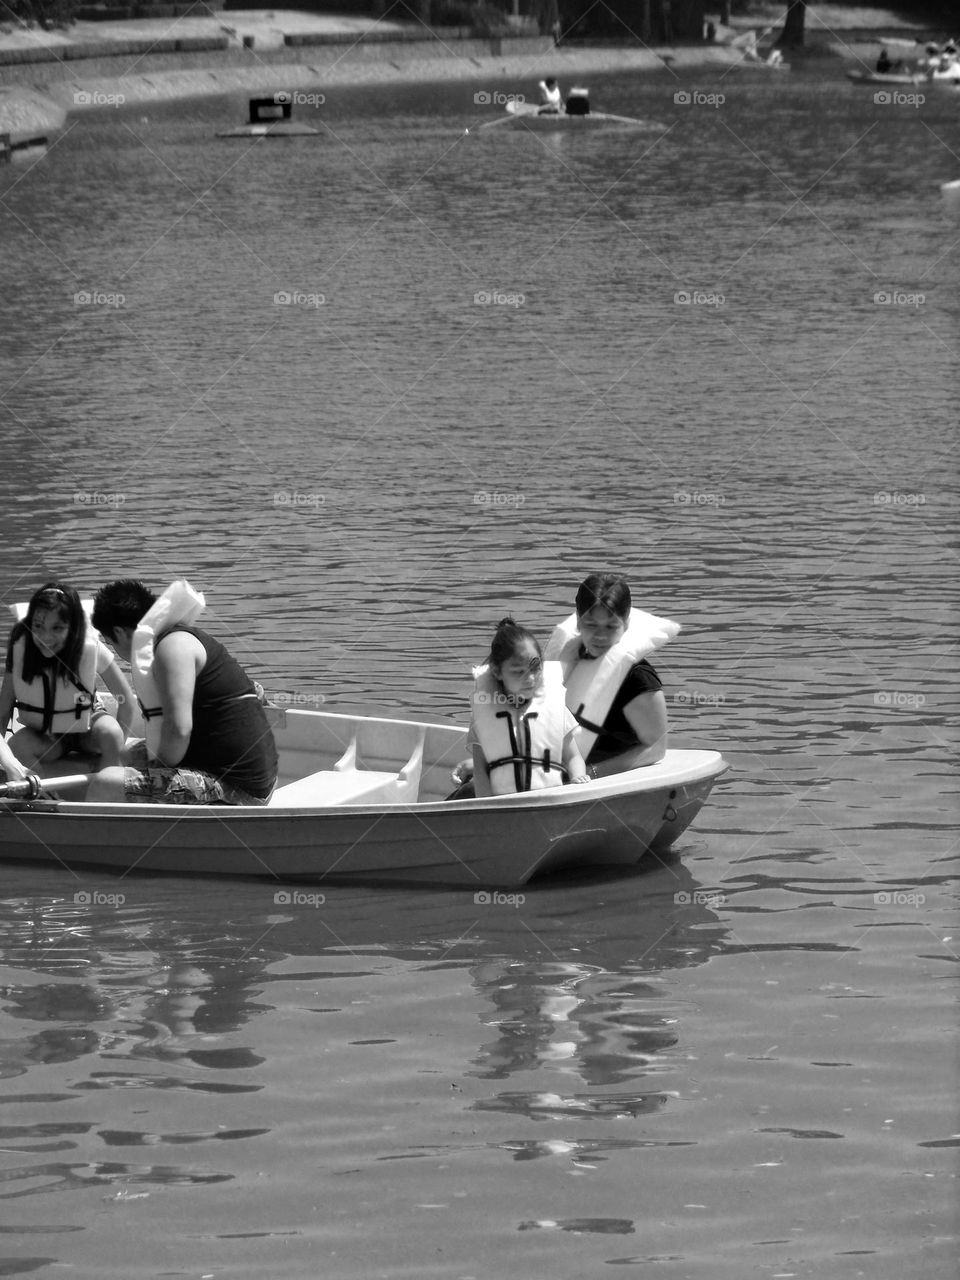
471, 662, 569, 795
544, 608, 680, 758
11, 630, 99, 736
131, 579, 206, 760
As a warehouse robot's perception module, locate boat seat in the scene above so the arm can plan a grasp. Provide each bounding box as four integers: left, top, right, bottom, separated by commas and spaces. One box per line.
269, 723, 427, 808
268, 768, 398, 808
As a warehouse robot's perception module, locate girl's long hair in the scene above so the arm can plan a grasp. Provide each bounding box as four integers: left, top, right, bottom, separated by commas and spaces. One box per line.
7, 582, 89, 687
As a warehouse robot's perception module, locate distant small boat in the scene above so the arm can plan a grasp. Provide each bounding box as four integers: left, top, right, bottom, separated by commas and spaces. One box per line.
497, 93, 651, 131
930, 63, 960, 85
845, 68, 926, 86
942, 178, 960, 218
217, 95, 319, 139
845, 64, 960, 88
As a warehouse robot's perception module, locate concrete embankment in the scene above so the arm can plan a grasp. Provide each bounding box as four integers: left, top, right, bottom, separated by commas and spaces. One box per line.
1, 1, 936, 139
37, 44, 747, 112
0, 84, 66, 144
0, 8, 760, 136
0, 36, 751, 114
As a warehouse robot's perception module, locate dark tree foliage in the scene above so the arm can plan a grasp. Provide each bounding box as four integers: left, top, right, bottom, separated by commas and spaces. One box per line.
375, 0, 516, 34
1, 0, 76, 24
559, 0, 704, 42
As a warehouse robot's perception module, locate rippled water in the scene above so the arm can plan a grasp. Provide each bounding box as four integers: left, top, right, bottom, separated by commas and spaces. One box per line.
0, 67, 957, 1278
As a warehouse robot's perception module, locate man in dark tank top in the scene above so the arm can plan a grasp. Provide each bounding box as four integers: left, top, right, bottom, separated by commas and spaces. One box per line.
87, 580, 277, 806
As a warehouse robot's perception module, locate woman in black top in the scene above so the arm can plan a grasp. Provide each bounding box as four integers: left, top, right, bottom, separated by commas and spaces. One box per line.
573, 574, 669, 778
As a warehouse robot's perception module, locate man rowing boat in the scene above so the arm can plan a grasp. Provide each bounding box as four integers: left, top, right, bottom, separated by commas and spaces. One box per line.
538, 77, 562, 114
86, 579, 277, 806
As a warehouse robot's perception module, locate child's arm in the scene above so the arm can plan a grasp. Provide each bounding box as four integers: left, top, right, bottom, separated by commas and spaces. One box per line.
472, 744, 493, 798
0, 732, 28, 783
0, 669, 14, 737
0, 670, 28, 778
99, 655, 135, 736
562, 730, 589, 784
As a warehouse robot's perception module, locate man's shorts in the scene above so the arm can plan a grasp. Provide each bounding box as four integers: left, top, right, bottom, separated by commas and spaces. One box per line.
122, 744, 270, 806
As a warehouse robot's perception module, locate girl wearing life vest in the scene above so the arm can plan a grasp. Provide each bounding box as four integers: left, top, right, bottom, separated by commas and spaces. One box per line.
545, 574, 672, 780
0, 582, 133, 776
469, 618, 588, 798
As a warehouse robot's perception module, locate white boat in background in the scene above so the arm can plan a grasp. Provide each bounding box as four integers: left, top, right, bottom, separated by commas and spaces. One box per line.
930, 63, 960, 85
482, 90, 656, 132
845, 61, 960, 88
942, 179, 960, 218
845, 67, 927, 86
0, 706, 728, 887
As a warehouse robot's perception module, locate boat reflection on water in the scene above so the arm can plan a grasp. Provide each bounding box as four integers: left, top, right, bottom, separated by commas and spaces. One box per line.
0, 858, 727, 1200
1, 859, 725, 1080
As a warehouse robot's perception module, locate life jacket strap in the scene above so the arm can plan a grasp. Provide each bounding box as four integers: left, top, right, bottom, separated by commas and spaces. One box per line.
15, 673, 93, 735
573, 702, 606, 737
485, 752, 569, 781
489, 707, 567, 792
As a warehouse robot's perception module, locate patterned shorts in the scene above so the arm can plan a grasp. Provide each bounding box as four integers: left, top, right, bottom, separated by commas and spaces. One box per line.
122, 743, 270, 806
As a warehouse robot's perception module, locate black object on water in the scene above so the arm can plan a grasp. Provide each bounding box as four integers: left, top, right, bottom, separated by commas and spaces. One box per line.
565, 88, 590, 116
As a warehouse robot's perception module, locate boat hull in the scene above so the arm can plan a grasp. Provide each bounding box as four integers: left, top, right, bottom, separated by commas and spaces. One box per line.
845, 68, 925, 85
501, 102, 652, 130
845, 67, 959, 88
216, 123, 319, 138
0, 709, 727, 887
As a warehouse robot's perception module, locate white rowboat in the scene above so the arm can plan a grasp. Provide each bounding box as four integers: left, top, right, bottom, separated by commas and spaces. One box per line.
497, 100, 655, 130
0, 707, 727, 887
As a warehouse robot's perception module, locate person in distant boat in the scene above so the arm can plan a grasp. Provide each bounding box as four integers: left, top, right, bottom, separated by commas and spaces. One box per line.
538, 77, 562, 114
468, 618, 587, 797
0, 581, 132, 776
875, 47, 903, 74
731, 28, 761, 61
546, 574, 670, 780
922, 43, 941, 72
85, 579, 277, 806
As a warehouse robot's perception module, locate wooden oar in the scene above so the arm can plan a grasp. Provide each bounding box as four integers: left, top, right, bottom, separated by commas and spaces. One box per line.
469, 113, 521, 133
0, 773, 90, 801
591, 112, 659, 127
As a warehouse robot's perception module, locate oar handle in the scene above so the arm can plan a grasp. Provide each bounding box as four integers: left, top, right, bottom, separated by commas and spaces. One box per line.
0, 773, 90, 800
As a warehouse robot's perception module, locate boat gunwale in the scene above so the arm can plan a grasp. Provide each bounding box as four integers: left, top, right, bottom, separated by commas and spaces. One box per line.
1, 751, 729, 821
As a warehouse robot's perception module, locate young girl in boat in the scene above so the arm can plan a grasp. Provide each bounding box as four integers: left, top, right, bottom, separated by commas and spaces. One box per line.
0, 582, 133, 776
469, 617, 588, 798
545, 574, 672, 780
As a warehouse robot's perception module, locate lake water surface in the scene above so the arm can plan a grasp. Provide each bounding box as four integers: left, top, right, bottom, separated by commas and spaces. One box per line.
0, 66, 957, 1278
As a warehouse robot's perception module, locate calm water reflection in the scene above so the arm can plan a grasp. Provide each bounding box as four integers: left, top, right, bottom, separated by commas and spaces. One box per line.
0, 67, 957, 1278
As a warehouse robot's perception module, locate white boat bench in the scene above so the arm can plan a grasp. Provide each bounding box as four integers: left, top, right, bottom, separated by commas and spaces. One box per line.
268, 768, 399, 807
269, 723, 427, 808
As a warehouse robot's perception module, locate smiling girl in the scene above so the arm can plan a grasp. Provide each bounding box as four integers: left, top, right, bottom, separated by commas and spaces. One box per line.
0, 582, 133, 777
